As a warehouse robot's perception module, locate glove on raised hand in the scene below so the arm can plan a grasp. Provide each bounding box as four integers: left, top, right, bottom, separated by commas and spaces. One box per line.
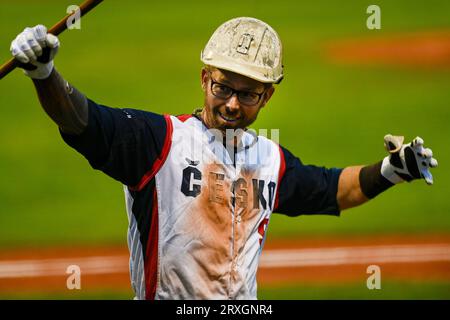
10, 25, 59, 79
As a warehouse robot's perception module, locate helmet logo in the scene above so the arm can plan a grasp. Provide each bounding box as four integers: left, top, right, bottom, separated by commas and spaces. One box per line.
236, 33, 254, 55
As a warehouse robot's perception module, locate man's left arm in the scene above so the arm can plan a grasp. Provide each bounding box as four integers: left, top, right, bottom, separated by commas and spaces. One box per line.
337, 135, 438, 210
337, 166, 366, 210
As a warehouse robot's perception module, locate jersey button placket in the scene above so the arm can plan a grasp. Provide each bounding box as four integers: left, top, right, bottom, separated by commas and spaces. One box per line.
230, 162, 239, 297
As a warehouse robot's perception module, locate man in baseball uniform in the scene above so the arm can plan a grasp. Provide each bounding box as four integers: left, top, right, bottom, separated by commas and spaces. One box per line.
10, 17, 438, 299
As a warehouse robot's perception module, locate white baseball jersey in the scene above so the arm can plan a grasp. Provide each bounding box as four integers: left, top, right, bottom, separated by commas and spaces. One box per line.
61, 99, 342, 300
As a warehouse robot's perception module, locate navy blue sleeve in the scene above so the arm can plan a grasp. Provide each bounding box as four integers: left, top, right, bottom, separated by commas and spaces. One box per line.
275, 146, 343, 217
60, 98, 167, 187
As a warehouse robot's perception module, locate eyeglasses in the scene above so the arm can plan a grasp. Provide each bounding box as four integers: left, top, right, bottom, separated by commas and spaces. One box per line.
209, 72, 265, 106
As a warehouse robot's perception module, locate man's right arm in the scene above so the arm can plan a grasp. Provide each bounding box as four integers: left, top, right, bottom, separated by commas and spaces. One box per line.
10, 25, 170, 188
10, 25, 88, 135
32, 69, 88, 135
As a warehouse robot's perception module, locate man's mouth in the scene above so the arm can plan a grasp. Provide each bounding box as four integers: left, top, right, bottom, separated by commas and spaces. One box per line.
218, 112, 240, 123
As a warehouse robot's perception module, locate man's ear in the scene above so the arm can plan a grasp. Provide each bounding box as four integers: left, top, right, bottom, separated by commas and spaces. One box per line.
261, 86, 275, 108
201, 68, 208, 91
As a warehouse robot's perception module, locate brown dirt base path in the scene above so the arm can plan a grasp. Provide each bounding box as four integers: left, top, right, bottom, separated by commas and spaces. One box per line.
0, 234, 449, 295
325, 30, 450, 69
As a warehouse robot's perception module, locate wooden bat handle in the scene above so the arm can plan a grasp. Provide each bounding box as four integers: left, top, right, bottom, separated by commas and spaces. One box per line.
0, 0, 103, 80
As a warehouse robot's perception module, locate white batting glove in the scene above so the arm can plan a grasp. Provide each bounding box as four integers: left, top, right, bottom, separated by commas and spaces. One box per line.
10, 25, 59, 79
381, 134, 438, 185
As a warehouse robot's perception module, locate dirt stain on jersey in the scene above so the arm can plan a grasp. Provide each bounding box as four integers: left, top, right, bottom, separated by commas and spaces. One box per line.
180, 163, 232, 294
181, 162, 261, 296
231, 167, 260, 290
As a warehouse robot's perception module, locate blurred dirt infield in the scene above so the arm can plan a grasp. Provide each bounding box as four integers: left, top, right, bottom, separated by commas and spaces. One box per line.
325, 30, 450, 68
0, 234, 449, 295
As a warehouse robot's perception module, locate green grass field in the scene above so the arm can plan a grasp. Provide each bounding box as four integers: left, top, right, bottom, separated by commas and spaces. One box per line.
0, 0, 449, 299
1, 281, 449, 300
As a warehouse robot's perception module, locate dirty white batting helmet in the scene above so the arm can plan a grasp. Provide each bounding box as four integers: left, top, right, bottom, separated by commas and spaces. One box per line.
201, 17, 284, 84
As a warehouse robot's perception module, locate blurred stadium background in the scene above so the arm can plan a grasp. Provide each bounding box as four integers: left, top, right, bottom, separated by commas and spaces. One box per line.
0, 0, 449, 299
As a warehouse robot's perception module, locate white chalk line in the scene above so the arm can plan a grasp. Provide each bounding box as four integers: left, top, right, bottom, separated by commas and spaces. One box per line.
259, 244, 450, 268
0, 243, 449, 279
0, 256, 128, 279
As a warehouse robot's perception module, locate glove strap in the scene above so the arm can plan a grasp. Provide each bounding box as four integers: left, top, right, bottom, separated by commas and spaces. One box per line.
359, 160, 394, 199
380, 156, 406, 184
24, 61, 54, 80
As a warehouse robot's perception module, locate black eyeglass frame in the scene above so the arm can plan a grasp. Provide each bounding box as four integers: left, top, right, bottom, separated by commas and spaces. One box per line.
208, 72, 266, 107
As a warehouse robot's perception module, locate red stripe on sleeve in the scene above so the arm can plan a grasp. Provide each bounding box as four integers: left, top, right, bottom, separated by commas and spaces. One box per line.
274, 145, 286, 211
129, 115, 173, 192
145, 188, 159, 300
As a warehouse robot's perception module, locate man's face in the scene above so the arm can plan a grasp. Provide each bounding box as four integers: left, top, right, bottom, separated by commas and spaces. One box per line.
201, 67, 275, 132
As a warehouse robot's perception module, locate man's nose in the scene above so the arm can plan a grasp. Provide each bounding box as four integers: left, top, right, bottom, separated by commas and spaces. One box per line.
225, 93, 240, 112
